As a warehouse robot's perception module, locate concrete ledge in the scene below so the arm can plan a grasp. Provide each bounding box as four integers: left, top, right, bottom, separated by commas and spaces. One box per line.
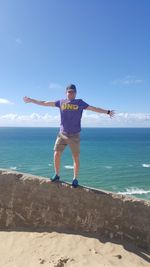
0, 169, 150, 251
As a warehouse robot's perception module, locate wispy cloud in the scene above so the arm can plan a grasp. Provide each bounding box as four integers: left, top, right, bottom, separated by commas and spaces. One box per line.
112, 76, 143, 86
0, 113, 59, 126
0, 98, 14, 105
15, 37, 22, 46
82, 111, 150, 127
49, 83, 64, 90
0, 112, 150, 127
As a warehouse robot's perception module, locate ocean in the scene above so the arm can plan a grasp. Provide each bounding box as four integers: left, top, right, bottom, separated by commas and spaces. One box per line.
0, 127, 150, 200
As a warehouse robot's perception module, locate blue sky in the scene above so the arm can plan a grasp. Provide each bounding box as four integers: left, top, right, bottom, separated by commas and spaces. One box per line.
0, 0, 150, 127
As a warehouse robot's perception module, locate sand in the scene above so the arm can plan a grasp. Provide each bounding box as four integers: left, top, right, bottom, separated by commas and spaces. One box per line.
0, 231, 149, 267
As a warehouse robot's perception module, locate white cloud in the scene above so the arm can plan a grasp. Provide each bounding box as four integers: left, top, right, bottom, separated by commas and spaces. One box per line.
112, 76, 143, 86
0, 112, 150, 127
0, 98, 14, 105
49, 83, 63, 90
1, 113, 18, 120
0, 113, 60, 126
82, 111, 150, 127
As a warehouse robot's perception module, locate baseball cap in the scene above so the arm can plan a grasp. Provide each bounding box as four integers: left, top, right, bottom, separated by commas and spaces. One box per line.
66, 84, 77, 93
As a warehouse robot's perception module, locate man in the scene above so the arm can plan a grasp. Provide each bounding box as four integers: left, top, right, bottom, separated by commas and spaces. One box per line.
23, 84, 115, 188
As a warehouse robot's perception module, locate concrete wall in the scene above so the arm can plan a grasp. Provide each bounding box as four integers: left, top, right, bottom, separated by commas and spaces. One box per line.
0, 169, 150, 251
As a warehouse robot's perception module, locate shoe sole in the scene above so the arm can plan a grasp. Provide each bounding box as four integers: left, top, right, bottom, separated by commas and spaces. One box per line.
72, 183, 78, 188
50, 178, 60, 182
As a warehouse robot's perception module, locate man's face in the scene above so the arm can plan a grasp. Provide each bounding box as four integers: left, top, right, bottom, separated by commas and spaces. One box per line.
66, 90, 76, 100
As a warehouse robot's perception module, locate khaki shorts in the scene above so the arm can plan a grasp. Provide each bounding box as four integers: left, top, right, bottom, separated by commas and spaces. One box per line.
54, 132, 80, 154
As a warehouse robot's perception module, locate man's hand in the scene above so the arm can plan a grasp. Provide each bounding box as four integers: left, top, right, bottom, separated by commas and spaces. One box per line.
23, 96, 32, 103
23, 96, 55, 107
108, 110, 115, 119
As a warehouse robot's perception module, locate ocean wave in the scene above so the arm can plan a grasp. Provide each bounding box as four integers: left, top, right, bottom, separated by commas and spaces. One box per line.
64, 165, 74, 169
142, 163, 150, 168
118, 187, 150, 196
10, 166, 17, 170
104, 166, 112, 169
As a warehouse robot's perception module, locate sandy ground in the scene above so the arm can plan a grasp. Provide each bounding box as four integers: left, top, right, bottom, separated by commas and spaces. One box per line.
0, 231, 149, 267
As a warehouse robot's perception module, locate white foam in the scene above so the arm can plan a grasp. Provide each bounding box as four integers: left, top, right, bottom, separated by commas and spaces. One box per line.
104, 166, 112, 169
10, 166, 17, 170
64, 165, 74, 169
48, 163, 52, 166
118, 187, 150, 196
142, 163, 150, 168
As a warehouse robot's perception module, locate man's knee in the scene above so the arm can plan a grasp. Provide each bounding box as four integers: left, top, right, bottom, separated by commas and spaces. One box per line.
54, 150, 62, 157
72, 152, 80, 161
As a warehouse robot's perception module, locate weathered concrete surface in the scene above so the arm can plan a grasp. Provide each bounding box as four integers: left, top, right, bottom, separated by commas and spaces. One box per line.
0, 169, 150, 251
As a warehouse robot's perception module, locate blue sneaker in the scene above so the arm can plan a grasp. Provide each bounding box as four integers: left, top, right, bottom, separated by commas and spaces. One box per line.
50, 174, 60, 182
72, 178, 78, 188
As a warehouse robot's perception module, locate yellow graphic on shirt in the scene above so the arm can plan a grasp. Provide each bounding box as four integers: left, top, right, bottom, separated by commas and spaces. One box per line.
61, 103, 79, 110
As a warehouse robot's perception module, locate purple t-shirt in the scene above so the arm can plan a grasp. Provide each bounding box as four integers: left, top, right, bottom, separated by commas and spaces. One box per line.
55, 99, 89, 134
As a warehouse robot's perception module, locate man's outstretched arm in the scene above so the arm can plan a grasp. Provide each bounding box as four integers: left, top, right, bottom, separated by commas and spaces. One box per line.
23, 96, 55, 107
86, 105, 115, 118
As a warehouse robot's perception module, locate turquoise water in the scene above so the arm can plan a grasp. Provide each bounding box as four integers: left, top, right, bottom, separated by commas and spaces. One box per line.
0, 127, 150, 200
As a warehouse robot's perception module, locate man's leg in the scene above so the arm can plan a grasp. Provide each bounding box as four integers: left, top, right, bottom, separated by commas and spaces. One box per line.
72, 152, 80, 179
51, 133, 66, 181
54, 150, 61, 175
69, 133, 80, 187
53, 133, 67, 175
